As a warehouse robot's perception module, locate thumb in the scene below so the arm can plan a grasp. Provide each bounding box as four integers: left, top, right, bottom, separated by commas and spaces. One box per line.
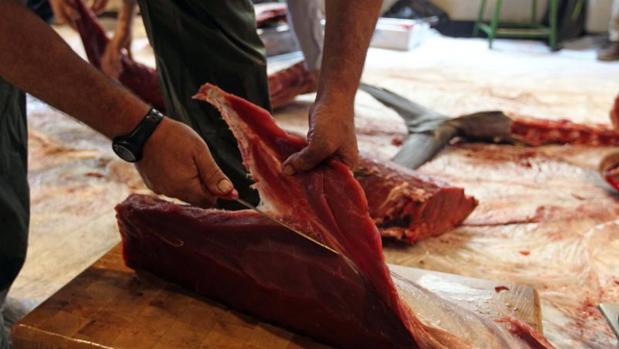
194, 147, 238, 199
339, 139, 359, 170
282, 144, 329, 175
339, 149, 359, 170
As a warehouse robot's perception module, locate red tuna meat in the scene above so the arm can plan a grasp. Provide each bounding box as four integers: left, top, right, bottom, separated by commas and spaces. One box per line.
610, 94, 619, 129
511, 116, 619, 146
117, 195, 421, 348
192, 83, 443, 348
116, 84, 555, 349
356, 157, 477, 243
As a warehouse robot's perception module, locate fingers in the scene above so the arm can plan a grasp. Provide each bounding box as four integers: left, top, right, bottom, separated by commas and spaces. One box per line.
101, 41, 123, 79
51, 0, 80, 26
90, 0, 108, 14
194, 146, 238, 199
283, 143, 333, 175
282, 134, 359, 175
176, 181, 217, 208
101, 56, 122, 80
338, 138, 359, 170
137, 167, 216, 208
124, 40, 133, 60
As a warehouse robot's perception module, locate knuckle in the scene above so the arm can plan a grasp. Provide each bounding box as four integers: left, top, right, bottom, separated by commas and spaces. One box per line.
201, 165, 222, 183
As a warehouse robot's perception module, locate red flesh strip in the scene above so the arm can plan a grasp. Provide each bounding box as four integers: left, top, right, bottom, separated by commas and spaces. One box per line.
511, 116, 619, 146
193, 83, 441, 348
600, 152, 619, 192
494, 286, 510, 293
611, 95, 619, 129
73, 0, 165, 111
356, 157, 477, 243
116, 195, 418, 348
498, 318, 556, 349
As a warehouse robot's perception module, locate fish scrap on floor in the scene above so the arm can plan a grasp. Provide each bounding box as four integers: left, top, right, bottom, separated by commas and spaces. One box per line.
360, 83, 619, 193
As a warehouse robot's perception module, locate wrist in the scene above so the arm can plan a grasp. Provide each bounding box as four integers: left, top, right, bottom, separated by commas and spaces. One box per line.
316, 88, 355, 108
316, 76, 357, 107
112, 107, 164, 162
313, 90, 355, 120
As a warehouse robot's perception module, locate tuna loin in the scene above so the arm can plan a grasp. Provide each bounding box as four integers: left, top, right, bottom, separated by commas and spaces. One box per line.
117, 194, 555, 349
117, 195, 421, 348
356, 157, 478, 243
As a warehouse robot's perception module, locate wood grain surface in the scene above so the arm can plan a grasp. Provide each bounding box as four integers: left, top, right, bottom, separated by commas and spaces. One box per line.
12, 244, 542, 349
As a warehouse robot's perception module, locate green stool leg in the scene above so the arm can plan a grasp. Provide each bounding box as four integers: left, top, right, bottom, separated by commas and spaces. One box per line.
488, 0, 503, 49
473, 0, 488, 37
548, 0, 559, 50
530, 0, 537, 24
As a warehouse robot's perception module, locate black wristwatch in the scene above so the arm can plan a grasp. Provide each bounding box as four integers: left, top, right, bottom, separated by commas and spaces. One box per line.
112, 107, 164, 162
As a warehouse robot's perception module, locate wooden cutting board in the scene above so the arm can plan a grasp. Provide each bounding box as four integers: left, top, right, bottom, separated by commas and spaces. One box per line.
11, 244, 541, 349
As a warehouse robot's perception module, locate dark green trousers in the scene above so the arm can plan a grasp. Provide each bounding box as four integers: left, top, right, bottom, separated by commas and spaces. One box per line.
0, 77, 29, 349
136, 0, 270, 208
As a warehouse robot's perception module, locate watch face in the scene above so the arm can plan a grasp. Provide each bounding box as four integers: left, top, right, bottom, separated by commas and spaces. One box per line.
113, 143, 137, 162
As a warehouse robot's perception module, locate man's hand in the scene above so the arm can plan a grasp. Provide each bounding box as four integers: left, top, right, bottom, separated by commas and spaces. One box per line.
136, 118, 238, 207
283, 98, 358, 174
282, 0, 380, 174
50, 0, 80, 27
1, 2, 236, 207
90, 0, 108, 14
50, 0, 109, 27
101, 0, 136, 79
100, 38, 125, 80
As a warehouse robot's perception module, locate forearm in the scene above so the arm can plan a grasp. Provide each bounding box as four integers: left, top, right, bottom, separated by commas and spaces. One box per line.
113, 0, 137, 47
0, 0, 147, 139
318, 0, 381, 107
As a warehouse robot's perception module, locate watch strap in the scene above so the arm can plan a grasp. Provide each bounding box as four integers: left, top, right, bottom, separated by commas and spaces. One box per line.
112, 108, 164, 162
127, 108, 164, 150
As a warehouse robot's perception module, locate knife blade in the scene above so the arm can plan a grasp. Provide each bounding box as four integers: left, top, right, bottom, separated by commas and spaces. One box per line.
599, 303, 619, 338
234, 198, 340, 255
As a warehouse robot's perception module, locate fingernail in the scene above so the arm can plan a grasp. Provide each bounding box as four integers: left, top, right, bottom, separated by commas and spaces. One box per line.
217, 179, 233, 193
283, 165, 295, 176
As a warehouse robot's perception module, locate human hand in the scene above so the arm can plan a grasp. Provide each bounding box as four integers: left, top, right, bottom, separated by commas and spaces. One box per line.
136, 117, 238, 207
283, 98, 358, 174
100, 37, 125, 80
90, 0, 108, 14
50, 0, 80, 28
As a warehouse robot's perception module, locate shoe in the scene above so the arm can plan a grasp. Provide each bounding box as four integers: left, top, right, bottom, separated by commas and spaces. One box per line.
597, 42, 619, 61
